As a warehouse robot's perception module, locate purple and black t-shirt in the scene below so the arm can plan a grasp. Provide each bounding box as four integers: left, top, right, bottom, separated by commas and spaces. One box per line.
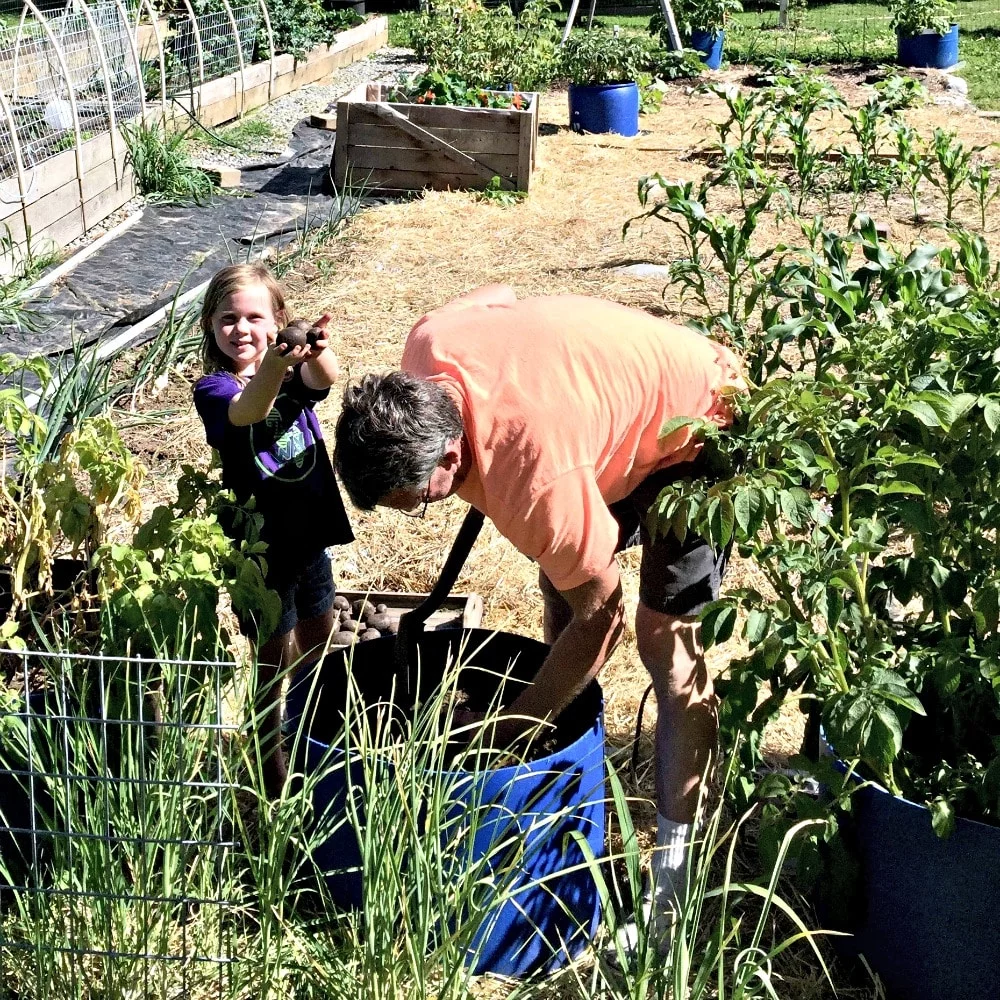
193, 367, 353, 555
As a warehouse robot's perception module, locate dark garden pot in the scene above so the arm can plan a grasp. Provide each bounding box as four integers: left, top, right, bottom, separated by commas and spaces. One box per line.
689, 28, 725, 70
285, 628, 606, 978
831, 767, 1000, 1000
0, 691, 60, 896
568, 82, 639, 137
896, 23, 959, 69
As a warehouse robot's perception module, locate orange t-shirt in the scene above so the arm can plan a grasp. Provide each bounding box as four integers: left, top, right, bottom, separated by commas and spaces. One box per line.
402, 285, 746, 591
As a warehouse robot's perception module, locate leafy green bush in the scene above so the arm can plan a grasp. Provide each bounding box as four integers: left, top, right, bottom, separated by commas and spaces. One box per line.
406, 0, 560, 91
889, 0, 954, 36
558, 27, 656, 86
655, 0, 742, 36
647, 217, 1000, 837
385, 69, 530, 108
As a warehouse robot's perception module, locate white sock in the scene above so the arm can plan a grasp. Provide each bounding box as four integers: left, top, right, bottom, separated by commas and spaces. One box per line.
650, 814, 692, 906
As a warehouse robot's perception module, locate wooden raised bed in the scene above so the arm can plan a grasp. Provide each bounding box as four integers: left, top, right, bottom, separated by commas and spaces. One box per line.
332, 83, 539, 193
337, 589, 484, 633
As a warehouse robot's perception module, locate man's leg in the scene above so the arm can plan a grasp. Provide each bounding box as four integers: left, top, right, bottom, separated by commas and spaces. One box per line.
634, 606, 717, 824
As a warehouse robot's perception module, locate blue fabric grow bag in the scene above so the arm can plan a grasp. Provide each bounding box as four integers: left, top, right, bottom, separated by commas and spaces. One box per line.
896, 24, 959, 69
286, 628, 606, 978
568, 82, 639, 136
831, 763, 1000, 1000
690, 29, 725, 70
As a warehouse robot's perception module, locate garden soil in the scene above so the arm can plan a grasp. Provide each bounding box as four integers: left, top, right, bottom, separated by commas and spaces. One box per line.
52, 59, 1000, 1000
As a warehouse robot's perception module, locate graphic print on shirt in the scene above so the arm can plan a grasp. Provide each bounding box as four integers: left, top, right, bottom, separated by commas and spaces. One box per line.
251, 391, 318, 483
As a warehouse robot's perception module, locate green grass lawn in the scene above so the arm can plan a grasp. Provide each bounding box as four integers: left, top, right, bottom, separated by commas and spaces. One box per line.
389, 0, 1000, 109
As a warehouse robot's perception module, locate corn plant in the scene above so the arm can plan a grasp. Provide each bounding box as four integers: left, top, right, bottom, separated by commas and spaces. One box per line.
704, 83, 781, 207
922, 128, 987, 224
625, 175, 787, 374
770, 69, 844, 213
892, 120, 928, 223
967, 162, 999, 233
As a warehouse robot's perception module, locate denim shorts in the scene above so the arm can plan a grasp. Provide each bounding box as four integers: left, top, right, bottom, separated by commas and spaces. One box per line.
250, 546, 335, 640
609, 461, 728, 616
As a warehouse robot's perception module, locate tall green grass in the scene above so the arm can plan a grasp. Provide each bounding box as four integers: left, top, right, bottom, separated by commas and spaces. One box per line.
1, 632, 843, 1000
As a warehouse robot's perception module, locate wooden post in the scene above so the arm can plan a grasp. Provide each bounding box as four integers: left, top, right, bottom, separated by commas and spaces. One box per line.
658, 0, 682, 50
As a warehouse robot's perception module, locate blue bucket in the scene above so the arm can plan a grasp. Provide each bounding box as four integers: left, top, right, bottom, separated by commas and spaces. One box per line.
896, 23, 959, 69
286, 629, 606, 978
829, 759, 1000, 1000
690, 28, 725, 70
568, 82, 639, 137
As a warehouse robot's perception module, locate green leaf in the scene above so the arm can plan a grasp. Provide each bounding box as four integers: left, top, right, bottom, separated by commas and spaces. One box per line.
984, 399, 1000, 434
779, 487, 814, 528
746, 608, 770, 646
878, 481, 924, 497
929, 796, 956, 839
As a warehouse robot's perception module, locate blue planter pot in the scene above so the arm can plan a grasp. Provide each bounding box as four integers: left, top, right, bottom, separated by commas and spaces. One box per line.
286, 629, 606, 978
690, 28, 725, 70
896, 23, 959, 69
830, 764, 1000, 1000
568, 82, 639, 137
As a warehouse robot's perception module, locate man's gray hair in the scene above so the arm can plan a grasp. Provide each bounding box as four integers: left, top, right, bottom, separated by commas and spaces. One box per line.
334, 371, 463, 510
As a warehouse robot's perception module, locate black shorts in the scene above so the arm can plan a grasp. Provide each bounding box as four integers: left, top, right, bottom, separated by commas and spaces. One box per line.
240, 546, 336, 641
608, 461, 728, 616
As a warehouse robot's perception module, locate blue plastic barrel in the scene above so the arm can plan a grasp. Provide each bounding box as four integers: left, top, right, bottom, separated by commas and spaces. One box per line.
896, 24, 959, 69
690, 29, 725, 70
286, 629, 606, 978
568, 82, 639, 137
830, 762, 1000, 1000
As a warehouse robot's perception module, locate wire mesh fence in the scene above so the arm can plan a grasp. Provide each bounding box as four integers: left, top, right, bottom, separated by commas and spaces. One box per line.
0, 0, 141, 178
0, 648, 246, 999
727, 0, 999, 64
0, 0, 264, 183
164, 3, 262, 97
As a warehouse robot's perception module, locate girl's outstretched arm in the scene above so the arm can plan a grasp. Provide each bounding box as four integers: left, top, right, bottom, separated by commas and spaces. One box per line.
228, 342, 307, 425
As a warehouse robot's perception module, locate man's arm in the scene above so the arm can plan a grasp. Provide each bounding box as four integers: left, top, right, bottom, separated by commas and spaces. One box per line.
490, 561, 625, 745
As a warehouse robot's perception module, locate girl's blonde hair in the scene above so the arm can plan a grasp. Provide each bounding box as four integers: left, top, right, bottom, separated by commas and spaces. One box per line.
200, 262, 289, 373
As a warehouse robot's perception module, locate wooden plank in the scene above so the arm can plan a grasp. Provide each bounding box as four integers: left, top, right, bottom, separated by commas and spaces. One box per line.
333, 100, 349, 189
516, 102, 533, 192
344, 123, 520, 156
25, 173, 135, 254
346, 101, 523, 133
14, 132, 118, 207
310, 112, 337, 130
18, 158, 125, 240
348, 167, 503, 192
364, 104, 507, 185
346, 145, 518, 181
200, 93, 242, 128
336, 589, 483, 632
196, 73, 238, 108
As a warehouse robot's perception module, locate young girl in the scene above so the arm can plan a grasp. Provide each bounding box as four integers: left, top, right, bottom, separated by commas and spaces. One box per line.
194, 262, 353, 795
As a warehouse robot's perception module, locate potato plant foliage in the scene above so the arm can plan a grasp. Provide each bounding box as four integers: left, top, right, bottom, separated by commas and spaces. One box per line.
649, 220, 1000, 851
